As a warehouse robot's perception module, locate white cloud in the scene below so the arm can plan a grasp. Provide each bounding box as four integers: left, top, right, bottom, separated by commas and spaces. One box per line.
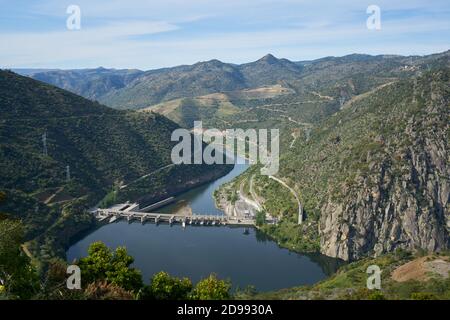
0, 20, 179, 68
1, 0, 449, 69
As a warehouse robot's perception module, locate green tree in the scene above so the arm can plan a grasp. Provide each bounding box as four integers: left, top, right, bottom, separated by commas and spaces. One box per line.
0, 218, 39, 299
140, 271, 192, 300
191, 274, 231, 300
78, 242, 143, 292
255, 210, 266, 226
36, 260, 86, 300
85, 281, 134, 300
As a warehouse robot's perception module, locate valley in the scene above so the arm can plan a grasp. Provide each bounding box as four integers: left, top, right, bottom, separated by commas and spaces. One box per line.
0, 70, 232, 266
2, 50, 449, 300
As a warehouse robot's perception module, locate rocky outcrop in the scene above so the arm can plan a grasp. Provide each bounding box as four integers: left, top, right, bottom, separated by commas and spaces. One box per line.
320, 145, 449, 261
319, 71, 449, 261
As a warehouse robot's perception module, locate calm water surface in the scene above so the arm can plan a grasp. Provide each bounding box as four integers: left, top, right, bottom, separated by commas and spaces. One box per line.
67, 161, 342, 291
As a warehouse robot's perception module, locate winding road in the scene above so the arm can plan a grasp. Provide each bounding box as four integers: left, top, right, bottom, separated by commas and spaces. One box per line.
268, 175, 303, 224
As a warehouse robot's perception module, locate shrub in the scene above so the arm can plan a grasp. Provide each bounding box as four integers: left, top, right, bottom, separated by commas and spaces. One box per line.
140, 271, 192, 300
410, 292, 438, 300
85, 281, 134, 300
191, 274, 231, 300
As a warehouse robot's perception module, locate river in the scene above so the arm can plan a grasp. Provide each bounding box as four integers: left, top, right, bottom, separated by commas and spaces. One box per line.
67, 160, 342, 292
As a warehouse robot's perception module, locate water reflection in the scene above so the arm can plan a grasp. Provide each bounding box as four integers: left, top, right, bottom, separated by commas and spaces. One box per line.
68, 158, 344, 291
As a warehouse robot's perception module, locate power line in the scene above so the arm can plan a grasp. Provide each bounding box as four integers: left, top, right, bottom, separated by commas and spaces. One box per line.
42, 131, 48, 156
66, 165, 71, 182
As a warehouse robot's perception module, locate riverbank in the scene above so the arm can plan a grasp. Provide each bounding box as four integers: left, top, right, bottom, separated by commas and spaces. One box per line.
213, 165, 321, 254
241, 251, 450, 300
59, 161, 241, 264
14, 162, 236, 272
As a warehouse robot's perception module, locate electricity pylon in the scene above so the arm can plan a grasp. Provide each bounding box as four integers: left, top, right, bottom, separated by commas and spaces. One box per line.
42, 132, 48, 156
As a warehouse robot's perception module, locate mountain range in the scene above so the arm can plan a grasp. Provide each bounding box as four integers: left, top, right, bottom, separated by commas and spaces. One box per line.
17, 52, 449, 111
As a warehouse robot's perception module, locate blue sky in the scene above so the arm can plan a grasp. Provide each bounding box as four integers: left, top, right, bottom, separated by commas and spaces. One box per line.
0, 0, 449, 70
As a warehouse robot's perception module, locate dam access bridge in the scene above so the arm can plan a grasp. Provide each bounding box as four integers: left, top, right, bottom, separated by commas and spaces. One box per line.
94, 202, 256, 227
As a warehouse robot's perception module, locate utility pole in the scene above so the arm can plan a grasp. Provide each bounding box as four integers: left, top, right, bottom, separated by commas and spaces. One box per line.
339, 96, 346, 108
298, 203, 303, 225
42, 131, 48, 156
66, 165, 71, 182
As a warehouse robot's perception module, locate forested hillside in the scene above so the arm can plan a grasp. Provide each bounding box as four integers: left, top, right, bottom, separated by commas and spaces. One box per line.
0, 70, 231, 263
28, 68, 143, 101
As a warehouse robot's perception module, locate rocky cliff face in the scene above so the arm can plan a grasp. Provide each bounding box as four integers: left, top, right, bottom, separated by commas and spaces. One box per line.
319, 71, 449, 261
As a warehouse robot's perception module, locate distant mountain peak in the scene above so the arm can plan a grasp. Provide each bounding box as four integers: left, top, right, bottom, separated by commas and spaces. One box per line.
258, 54, 279, 64
208, 58, 223, 64
195, 59, 225, 68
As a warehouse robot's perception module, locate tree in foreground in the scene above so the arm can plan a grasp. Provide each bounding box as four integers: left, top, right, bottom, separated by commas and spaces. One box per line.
85, 280, 134, 300
36, 260, 86, 300
191, 274, 231, 300
0, 218, 39, 299
139, 271, 193, 300
77, 241, 143, 293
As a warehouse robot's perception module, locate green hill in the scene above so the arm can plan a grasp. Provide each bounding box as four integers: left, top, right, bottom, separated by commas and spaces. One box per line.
29, 67, 143, 101
252, 68, 449, 261
0, 70, 232, 263
100, 60, 248, 109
